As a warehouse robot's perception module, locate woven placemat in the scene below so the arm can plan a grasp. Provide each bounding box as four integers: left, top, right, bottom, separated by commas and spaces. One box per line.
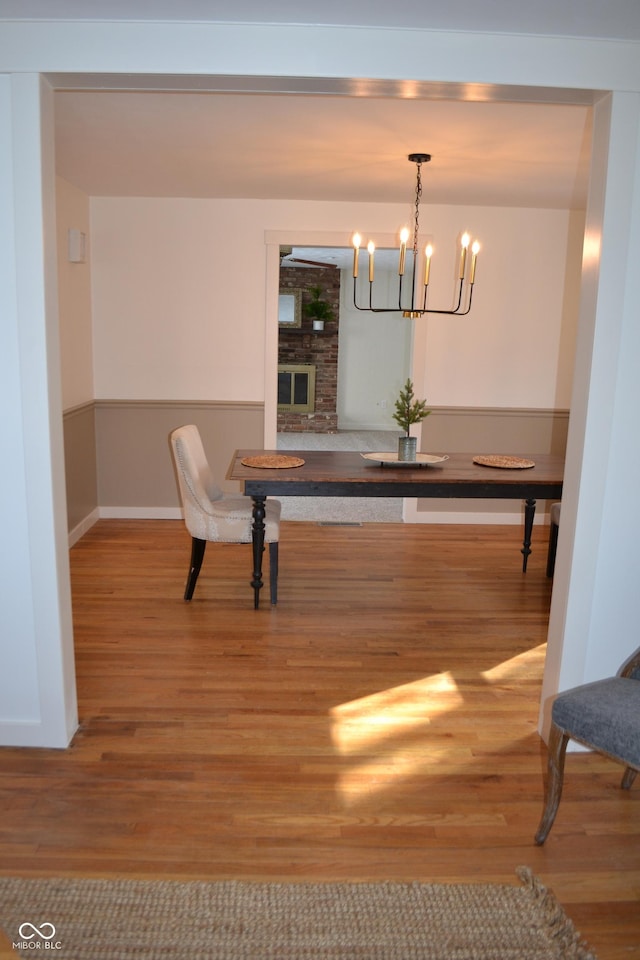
473, 455, 535, 469
241, 454, 305, 469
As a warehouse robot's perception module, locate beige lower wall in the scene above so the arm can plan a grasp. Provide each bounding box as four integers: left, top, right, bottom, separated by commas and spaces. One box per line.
411, 406, 568, 521
63, 400, 264, 537
95, 400, 265, 510
421, 406, 569, 457
63, 402, 98, 535
63, 402, 568, 534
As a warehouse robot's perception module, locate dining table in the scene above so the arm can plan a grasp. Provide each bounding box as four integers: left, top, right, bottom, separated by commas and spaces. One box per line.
227, 449, 564, 608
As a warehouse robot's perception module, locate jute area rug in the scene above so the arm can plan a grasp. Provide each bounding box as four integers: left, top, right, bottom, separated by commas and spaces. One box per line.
0, 867, 597, 960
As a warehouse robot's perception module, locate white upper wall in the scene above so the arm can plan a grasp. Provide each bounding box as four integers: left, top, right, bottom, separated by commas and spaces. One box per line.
420, 206, 580, 408
89, 196, 579, 409
56, 176, 94, 409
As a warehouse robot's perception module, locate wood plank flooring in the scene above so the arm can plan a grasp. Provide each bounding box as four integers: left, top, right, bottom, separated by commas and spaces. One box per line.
1, 519, 638, 957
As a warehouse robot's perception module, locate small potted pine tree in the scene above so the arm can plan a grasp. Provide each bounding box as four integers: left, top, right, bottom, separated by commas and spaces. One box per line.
392, 378, 431, 462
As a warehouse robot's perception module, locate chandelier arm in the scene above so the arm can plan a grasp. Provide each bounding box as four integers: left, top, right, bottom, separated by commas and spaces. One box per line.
413, 252, 421, 314
453, 278, 465, 312
396, 252, 421, 313
353, 277, 402, 313
398, 272, 406, 312
352, 276, 364, 312
354, 274, 476, 316
421, 283, 474, 316
421, 305, 471, 316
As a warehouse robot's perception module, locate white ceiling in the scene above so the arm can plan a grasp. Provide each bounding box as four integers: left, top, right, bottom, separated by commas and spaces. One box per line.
53, 89, 593, 209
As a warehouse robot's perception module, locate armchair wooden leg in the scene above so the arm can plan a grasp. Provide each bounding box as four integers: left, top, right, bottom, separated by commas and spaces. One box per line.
621, 766, 637, 790
546, 521, 559, 577
535, 723, 569, 845
269, 541, 279, 605
184, 537, 206, 601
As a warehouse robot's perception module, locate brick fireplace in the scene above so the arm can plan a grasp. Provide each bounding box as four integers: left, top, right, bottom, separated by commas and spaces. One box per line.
278, 264, 340, 433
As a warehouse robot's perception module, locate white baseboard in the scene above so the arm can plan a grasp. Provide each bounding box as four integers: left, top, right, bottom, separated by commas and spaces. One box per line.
99, 506, 183, 520
0, 720, 75, 748
68, 508, 100, 547
68, 507, 184, 547
70, 503, 550, 536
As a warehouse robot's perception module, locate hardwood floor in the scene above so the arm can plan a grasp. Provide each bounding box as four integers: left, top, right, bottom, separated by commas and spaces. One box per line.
1, 519, 638, 957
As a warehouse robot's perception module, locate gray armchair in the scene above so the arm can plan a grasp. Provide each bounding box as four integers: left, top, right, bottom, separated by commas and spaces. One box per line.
535, 647, 640, 843
170, 424, 281, 603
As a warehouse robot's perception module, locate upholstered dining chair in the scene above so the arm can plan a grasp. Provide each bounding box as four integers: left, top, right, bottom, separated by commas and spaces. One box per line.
170, 424, 281, 603
546, 502, 561, 577
535, 646, 640, 844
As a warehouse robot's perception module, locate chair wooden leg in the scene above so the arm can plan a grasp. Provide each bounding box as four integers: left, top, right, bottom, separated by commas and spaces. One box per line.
269, 541, 278, 605
546, 521, 559, 578
621, 766, 637, 790
184, 537, 206, 601
535, 722, 569, 844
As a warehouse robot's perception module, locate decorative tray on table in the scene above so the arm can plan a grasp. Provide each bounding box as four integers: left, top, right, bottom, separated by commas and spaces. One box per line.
361, 453, 449, 468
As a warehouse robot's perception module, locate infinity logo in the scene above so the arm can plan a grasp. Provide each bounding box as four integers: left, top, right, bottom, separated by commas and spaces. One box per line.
18, 922, 56, 940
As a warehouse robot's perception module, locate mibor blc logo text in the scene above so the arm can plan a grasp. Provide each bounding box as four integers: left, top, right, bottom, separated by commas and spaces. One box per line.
12, 921, 62, 951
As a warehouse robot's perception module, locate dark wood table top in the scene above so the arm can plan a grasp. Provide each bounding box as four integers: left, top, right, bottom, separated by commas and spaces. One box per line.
227, 450, 564, 500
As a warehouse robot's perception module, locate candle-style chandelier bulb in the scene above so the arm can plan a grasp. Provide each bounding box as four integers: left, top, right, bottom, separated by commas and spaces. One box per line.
352, 153, 480, 318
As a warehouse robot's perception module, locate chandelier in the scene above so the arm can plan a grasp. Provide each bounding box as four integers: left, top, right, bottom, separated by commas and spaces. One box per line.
352, 153, 480, 319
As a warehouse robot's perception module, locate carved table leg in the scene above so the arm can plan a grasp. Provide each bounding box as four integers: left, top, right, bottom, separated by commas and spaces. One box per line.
522, 498, 536, 572
251, 496, 266, 609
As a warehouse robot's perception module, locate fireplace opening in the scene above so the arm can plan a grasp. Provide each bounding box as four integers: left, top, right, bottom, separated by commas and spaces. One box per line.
278, 364, 316, 413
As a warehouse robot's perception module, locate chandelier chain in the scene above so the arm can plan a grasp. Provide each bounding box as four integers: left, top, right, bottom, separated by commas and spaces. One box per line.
412, 162, 422, 256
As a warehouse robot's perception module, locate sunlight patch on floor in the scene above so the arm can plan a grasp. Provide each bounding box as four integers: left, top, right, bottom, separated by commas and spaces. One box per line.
481, 644, 547, 684
329, 673, 463, 802
330, 672, 462, 752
